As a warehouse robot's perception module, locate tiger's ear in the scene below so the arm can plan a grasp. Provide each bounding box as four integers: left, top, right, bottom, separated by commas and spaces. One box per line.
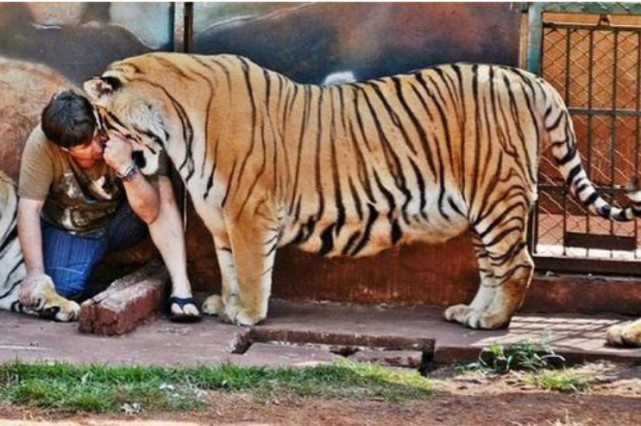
83, 76, 121, 104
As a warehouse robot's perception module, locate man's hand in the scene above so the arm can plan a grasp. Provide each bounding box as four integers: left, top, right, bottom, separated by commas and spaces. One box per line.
103, 134, 133, 175
19, 271, 55, 307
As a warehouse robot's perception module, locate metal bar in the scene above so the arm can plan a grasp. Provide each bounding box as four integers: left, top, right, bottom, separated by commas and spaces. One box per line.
184, 2, 193, 53
534, 256, 641, 276
529, 4, 545, 252
538, 184, 631, 194
527, 3, 544, 74
636, 32, 641, 259
564, 232, 636, 251
610, 30, 619, 249
530, 197, 539, 255
544, 22, 641, 32
561, 25, 570, 257
562, 180, 568, 257
587, 29, 595, 253
538, 3, 641, 15
173, 3, 185, 53
564, 27, 571, 104
568, 107, 641, 117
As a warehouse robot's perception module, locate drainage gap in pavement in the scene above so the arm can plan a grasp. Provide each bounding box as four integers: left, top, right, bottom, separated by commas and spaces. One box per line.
228, 328, 435, 373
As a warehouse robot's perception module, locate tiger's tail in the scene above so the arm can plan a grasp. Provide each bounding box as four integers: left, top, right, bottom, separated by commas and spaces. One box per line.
544, 85, 641, 222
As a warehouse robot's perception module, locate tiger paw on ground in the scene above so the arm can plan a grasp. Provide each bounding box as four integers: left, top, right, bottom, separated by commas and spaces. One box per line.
55, 300, 81, 322
606, 319, 641, 347
444, 304, 511, 330
221, 299, 265, 326
201, 294, 225, 316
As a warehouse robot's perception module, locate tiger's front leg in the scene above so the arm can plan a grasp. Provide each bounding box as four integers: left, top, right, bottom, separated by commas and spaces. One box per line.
221, 209, 280, 326
201, 233, 238, 317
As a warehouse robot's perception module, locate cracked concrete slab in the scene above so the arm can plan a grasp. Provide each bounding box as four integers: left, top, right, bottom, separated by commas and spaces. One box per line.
1, 299, 640, 368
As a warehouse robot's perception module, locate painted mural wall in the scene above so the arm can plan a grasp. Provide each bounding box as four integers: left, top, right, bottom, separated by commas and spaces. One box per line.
0, 2, 172, 180
0, 2, 524, 305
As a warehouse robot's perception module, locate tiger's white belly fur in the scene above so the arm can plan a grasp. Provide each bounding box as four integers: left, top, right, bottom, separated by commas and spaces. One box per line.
189, 174, 470, 258
282, 187, 469, 257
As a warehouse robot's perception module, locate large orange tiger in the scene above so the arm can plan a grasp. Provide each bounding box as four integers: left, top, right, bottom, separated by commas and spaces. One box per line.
83, 52, 641, 344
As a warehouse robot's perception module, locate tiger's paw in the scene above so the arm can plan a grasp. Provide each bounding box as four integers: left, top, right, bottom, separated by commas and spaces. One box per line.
444, 304, 484, 329
606, 319, 641, 348
55, 300, 81, 322
477, 310, 512, 330
444, 304, 511, 330
29, 276, 81, 322
221, 298, 264, 326
202, 294, 225, 316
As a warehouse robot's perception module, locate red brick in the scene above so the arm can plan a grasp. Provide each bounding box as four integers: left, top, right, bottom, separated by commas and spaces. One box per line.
79, 261, 169, 335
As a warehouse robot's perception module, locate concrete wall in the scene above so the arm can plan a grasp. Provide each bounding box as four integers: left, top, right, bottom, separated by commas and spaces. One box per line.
0, 2, 525, 307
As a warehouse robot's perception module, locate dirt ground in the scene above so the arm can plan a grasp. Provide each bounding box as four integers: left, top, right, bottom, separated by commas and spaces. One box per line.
1, 362, 639, 425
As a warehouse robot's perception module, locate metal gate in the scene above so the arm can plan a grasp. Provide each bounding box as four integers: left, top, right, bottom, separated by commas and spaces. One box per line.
526, 3, 641, 275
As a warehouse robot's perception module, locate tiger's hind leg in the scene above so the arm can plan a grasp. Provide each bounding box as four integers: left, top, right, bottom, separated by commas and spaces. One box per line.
474, 205, 534, 329
447, 198, 534, 330
606, 319, 641, 348
476, 240, 533, 329
444, 234, 499, 327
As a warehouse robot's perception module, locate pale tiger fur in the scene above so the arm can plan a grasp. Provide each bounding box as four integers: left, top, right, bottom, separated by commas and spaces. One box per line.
0, 171, 80, 321
84, 52, 641, 335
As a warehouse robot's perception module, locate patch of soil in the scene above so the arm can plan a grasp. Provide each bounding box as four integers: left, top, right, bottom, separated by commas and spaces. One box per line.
1, 362, 640, 425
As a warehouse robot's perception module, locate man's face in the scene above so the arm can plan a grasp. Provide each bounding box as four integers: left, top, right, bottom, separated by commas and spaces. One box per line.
63, 128, 107, 161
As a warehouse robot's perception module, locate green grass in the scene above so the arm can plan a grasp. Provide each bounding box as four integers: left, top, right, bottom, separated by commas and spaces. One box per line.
523, 369, 597, 393
0, 360, 432, 413
457, 338, 566, 375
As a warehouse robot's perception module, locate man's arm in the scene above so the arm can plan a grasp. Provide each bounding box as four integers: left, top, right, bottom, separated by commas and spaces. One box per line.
120, 168, 161, 224
103, 136, 160, 224
17, 198, 48, 305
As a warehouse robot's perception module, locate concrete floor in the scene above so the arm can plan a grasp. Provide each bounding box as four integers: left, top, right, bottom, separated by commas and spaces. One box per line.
2, 299, 640, 368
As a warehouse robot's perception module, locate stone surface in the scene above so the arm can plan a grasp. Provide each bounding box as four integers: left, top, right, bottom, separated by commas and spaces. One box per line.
78, 261, 169, 336
350, 349, 424, 369
2, 299, 640, 368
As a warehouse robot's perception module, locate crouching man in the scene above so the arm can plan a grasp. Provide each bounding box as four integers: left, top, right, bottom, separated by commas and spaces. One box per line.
18, 90, 200, 322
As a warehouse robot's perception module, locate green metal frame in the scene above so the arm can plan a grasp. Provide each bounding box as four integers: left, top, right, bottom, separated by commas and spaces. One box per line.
526, 2, 641, 74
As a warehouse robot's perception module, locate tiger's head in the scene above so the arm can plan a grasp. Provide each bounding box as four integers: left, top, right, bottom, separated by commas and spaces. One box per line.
83, 59, 170, 176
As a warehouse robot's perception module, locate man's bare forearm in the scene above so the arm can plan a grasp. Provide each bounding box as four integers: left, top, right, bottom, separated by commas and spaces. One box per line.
17, 198, 45, 274
122, 171, 160, 224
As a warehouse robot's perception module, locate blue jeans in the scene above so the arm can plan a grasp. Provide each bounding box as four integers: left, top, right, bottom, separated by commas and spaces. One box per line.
42, 203, 148, 300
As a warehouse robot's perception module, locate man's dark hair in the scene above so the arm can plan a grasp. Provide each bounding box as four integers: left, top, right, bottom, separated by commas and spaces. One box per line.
41, 90, 96, 149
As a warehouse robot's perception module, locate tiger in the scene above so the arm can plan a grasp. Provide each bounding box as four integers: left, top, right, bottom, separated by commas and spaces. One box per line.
83, 52, 641, 341
0, 170, 81, 321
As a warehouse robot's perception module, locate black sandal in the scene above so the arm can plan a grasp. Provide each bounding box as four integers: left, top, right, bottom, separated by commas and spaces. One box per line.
167, 296, 202, 323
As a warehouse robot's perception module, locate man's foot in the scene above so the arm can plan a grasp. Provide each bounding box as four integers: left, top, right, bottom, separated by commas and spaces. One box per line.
168, 296, 201, 323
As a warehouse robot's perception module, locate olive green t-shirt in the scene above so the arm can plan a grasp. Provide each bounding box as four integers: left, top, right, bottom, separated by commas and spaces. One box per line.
18, 126, 168, 235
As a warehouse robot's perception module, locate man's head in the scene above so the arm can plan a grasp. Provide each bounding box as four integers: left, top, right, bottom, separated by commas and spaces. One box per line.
41, 90, 105, 161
